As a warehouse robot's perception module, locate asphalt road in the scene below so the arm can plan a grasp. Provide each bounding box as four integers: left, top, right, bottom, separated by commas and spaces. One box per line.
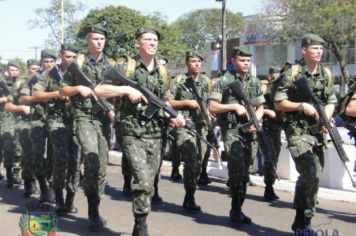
0, 152, 355, 236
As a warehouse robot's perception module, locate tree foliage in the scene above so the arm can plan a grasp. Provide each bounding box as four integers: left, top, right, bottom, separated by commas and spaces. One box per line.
265, 0, 356, 81
173, 8, 244, 51
76, 5, 188, 62
28, 0, 86, 48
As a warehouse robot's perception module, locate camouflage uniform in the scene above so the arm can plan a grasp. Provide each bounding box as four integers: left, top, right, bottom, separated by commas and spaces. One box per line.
33, 66, 74, 210
209, 71, 264, 221
0, 76, 22, 187
61, 53, 112, 199
274, 59, 337, 231
107, 56, 169, 216
165, 73, 209, 199
261, 79, 282, 189
11, 76, 35, 190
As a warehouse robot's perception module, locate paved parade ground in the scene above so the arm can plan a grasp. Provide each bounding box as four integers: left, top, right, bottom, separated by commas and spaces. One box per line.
0, 151, 355, 236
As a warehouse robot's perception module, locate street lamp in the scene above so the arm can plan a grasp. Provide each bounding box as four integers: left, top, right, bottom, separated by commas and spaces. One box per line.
216, 0, 227, 72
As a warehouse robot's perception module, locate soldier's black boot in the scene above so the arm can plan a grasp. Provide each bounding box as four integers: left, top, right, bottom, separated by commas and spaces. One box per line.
87, 195, 106, 231
6, 167, 14, 188
23, 179, 33, 197
65, 191, 78, 214
229, 196, 252, 224
292, 210, 306, 235
0, 170, 4, 180
123, 175, 133, 196
37, 176, 49, 203
170, 167, 182, 181
12, 167, 22, 185
264, 184, 279, 201
152, 175, 162, 203
55, 189, 66, 214
197, 171, 211, 185
132, 214, 148, 236
183, 189, 201, 212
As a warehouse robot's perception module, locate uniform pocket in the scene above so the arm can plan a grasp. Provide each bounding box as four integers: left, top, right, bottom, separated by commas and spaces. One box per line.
287, 135, 316, 158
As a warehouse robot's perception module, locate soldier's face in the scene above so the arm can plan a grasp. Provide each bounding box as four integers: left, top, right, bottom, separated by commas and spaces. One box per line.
302, 45, 323, 63
186, 57, 202, 74
233, 56, 251, 74
60, 50, 77, 68
87, 33, 106, 54
42, 58, 56, 70
27, 65, 40, 75
7, 65, 20, 78
137, 33, 158, 57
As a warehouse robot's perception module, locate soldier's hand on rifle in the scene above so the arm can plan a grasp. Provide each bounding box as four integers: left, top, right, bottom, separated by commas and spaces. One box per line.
78, 85, 95, 98
126, 87, 148, 104
234, 103, 248, 117
21, 105, 31, 115
264, 109, 276, 119
301, 102, 319, 119
186, 100, 200, 110
169, 113, 186, 129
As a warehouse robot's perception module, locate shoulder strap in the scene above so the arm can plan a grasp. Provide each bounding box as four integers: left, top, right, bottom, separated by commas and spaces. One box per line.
157, 63, 169, 87
322, 66, 333, 89
202, 75, 212, 93
76, 54, 85, 68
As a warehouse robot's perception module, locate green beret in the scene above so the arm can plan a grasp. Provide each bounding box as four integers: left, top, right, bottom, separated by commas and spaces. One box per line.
186, 51, 203, 61
86, 24, 108, 37
301, 33, 325, 47
7, 60, 21, 69
232, 45, 252, 57
27, 59, 40, 67
41, 49, 57, 60
60, 44, 79, 53
135, 27, 161, 40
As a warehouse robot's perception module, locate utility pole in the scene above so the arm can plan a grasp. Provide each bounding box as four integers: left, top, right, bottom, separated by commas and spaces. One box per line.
216, 0, 227, 72
29, 46, 42, 60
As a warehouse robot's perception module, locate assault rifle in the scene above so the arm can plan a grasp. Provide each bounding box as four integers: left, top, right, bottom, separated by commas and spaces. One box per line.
103, 67, 215, 149
0, 80, 11, 96
67, 62, 114, 114
294, 77, 356, 187
228, 79, 280, 180
49, 65, 63, 84
185, 76, 220, 149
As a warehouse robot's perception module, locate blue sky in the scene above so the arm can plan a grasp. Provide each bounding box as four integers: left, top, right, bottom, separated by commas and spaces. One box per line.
0, 0, 262, 61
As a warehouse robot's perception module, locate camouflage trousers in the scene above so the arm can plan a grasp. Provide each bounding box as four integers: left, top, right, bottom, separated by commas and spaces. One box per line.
176, 126, 208, 191
288, 134, 325, 212
76, 118, 108, 198
115, 125, 131, 177
224, 129, 257, 200
15, 119, 35, 180
66, 120, 82, 194
122, 136, 162, 215
263, 128, 282, 185
28, 120, 48, 178
47, 119, 71, 190
0, 118, 20, 170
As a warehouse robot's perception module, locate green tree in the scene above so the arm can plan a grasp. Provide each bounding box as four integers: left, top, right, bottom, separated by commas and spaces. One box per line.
28, 0, 86, 48
173, 8, 244, 52
265, 0, 356, 89
77, 6, 188, 62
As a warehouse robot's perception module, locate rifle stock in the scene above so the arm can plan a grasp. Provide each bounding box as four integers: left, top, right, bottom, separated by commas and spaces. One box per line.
67, 62, 113, 114
294, 77, 356, 188
228, 80, 280, 180
103, 67, 215, 149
